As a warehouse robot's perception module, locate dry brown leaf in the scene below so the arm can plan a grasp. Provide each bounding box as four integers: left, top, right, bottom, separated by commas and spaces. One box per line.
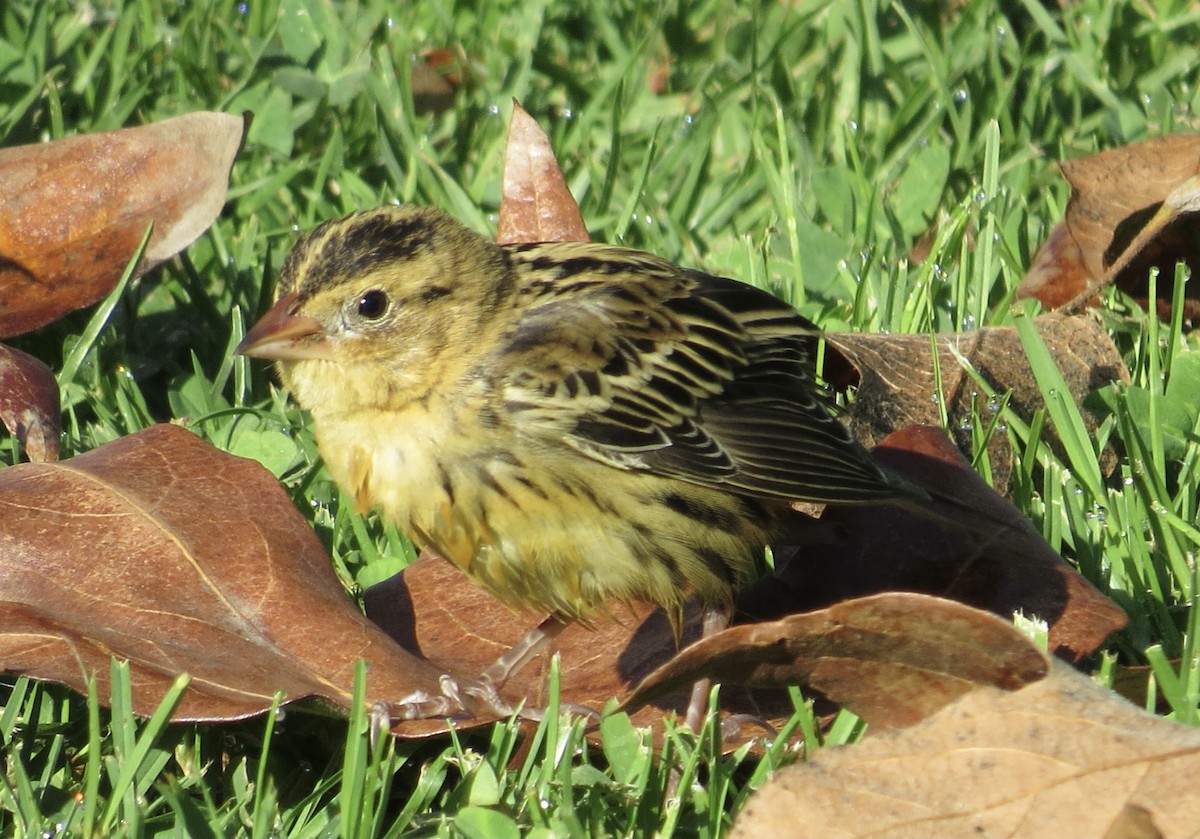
730, 661, 1199, 839
826, 313, 1129, 490
0, 344, 59, 462
0, 423, 479, 730
1017, 134, 1200, 324
0, 111, 244, 338
621, 593, 1048, 730
494, 101, 590, 245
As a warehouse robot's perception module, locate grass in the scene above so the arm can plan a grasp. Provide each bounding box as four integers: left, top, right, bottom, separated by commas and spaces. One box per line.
1, 0, 1199, 835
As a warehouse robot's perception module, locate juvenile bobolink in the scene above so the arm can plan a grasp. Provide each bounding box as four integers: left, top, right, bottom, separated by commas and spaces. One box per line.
238, 206, 923, 716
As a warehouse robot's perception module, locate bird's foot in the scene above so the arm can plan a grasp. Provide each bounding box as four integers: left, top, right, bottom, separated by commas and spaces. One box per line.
375, 671, 601, 732
384, 672, 515, 722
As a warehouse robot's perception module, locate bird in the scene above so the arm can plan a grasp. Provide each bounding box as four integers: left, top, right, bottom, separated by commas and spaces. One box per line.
236, 204, 927, 723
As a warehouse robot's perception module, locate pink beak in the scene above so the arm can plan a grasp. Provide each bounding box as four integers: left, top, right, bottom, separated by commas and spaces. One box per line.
236, 292, 331, 361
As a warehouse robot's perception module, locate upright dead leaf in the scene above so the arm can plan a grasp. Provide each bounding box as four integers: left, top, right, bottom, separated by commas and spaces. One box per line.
0, 344, 59, 462
0, 111, 244, 338
1017, 134, 1200, 324
730, 661, 1199, 839
0, 424, 485, 730
494, 101, 590, 245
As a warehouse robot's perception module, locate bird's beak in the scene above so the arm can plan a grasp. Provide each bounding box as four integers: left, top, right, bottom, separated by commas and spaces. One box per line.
236, 292, 332, 361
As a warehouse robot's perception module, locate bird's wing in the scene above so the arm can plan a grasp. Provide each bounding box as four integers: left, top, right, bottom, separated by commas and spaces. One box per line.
494, 244, 907, 503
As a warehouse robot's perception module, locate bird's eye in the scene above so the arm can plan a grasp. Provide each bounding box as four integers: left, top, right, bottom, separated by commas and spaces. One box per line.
356, 289, 389, 320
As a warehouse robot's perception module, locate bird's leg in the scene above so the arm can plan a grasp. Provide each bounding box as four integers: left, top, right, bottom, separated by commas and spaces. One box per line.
684, 606, 731, 732
462, 612, 571, 709
390, 613, 571, 721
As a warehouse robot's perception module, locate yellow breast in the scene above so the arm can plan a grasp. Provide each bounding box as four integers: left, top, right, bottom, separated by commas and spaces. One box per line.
314, 402, 765, 625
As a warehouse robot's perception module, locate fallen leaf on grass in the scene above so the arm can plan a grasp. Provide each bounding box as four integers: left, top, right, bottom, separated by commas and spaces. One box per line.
0, 344, 59, 462
826, 313, 1129, 491
0, 423, 485, 730
1017, 134, 1200, 324
0, 111, 244, 338
730, 660, 1199, 839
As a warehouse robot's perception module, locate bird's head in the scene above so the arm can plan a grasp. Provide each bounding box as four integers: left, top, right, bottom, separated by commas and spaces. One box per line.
237, 205, 515, 413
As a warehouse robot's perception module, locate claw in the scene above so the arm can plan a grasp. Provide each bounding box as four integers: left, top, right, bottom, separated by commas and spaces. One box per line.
457, 673, 516, 716
387, 688, 461, 721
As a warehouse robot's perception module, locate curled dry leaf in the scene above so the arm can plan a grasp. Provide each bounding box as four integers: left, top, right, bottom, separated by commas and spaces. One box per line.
730, 661, 1200, 839
0, 344, 59, 462
1017, 134, 1200, 324
826, 313, 1129, 490
0, 423, 474, 729
494, 101, 590, 245
0, 111, 244, 338
621, 592, 1048, 730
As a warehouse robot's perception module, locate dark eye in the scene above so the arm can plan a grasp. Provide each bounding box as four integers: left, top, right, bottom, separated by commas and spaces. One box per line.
356, 289, 389, 320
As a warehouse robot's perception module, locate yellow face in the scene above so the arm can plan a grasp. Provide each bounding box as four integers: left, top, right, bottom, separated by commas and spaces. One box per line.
238, 205, 515, 413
